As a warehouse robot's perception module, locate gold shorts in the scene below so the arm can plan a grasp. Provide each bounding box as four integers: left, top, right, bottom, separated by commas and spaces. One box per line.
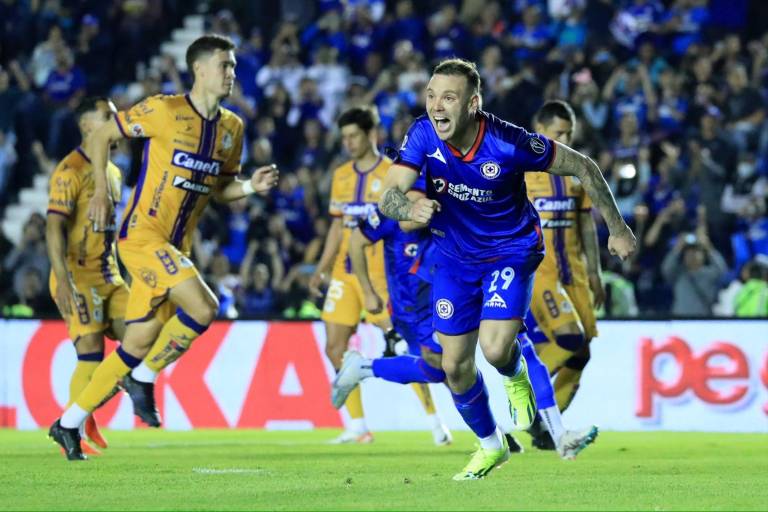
530, 265, 598, 340
118, 238, 198, 323
320, 271, 390, 327
50, 269, 128, 341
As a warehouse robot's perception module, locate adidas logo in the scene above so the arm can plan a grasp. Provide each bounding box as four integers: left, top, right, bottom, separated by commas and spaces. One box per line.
484, 293, 507, 308
427, 147, 446, 164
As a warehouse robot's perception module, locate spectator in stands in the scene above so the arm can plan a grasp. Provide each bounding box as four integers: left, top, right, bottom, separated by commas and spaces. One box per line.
662, 231, 728, 316
2, 0, 768, 318
208, 251, 241, 320
238, 262, 277, 317
2, 266, 56, 318
733, 258, 768, 317
75, 14, 113, 95
506, 4, 553, 64
29, 25, 65, 88
4, 214, 49, 292
724, 62, 766, 152
43, 47, 85, 157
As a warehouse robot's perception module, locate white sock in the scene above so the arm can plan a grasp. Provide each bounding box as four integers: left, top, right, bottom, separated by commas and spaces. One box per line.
348, 417, 367, 434
540, 406, 566, 450
60, 403, 89, 429
132, 362, 158, 384
479, 427, 503, 450
359, 359, 374, 379
426, 413, 442, 429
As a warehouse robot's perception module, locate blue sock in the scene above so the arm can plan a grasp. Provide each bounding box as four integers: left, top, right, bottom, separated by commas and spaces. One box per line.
520, 333, 556, 409
496, 339, 522, 377
450, 370, 496, 438
372, 356, 445, 384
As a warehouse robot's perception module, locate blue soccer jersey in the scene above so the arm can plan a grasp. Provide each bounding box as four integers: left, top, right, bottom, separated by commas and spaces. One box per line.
358, 208, 441, 354
394, 111, 555, 334
395, 110, 554, 263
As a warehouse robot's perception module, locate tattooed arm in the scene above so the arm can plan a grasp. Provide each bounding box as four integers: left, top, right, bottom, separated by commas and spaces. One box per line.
547, 142, 637, 260
379, 164, 440, 223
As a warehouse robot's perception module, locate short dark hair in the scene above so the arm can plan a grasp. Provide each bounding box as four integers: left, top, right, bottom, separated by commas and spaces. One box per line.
337, 106, 380, 133
432, 58, 481, 96
534, 100, 576, 128
186, 34, 236, 80
75, 96, 110, 123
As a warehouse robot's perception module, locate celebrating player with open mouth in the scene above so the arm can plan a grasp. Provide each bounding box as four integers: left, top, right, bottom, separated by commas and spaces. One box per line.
379, 58, 636, 480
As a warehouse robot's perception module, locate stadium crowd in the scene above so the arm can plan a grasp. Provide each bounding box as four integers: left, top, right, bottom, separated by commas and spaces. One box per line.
0, 0, 767, 319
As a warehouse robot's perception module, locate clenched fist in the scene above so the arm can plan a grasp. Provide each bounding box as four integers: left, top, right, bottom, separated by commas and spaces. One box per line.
408, 198, 440, 224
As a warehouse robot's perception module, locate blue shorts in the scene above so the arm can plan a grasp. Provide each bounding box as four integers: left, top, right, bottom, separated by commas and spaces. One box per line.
431, 251, 543, 336
393, 280, 443, 355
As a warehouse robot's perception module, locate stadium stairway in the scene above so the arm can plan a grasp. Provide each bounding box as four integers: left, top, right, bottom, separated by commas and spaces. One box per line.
0, 14, 205, 246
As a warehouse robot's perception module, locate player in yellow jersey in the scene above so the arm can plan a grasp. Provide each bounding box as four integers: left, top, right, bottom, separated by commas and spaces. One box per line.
50, 35, 279, 460
46, 97, 127, 456
524, 100, 606, 449
308, 107, 402, 443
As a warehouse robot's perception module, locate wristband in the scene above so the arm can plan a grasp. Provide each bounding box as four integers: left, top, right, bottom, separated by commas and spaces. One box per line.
242, 180, 255, 195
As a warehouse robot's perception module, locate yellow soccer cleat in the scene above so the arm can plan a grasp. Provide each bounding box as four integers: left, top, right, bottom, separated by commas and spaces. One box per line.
503, 358, 537, 431
452, 434, 510, 481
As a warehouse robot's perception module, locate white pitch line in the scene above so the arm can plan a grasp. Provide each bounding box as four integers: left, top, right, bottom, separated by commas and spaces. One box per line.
192, 467, 270, 475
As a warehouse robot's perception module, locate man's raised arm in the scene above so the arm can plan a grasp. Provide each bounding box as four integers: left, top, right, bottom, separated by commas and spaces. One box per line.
546, 142, 637, 260
84, 120, 123, 231
379, 164, 439, 223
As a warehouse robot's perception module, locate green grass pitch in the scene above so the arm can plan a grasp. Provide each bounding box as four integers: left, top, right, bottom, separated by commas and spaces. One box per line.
1, 429, 765, 510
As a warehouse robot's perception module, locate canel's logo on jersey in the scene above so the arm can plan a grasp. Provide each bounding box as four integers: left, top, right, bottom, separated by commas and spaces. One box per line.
171, 150, 223, 176
481, 161, 500, 179
403, 243, 419, 257
342, 202, 377, 218
533, 197, 577, 212
371, 179, 381, 193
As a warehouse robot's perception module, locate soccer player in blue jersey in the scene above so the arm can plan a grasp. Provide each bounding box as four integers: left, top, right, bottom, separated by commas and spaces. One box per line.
336, 212, 597, 459
332, 201, 452, 445
378, 58, 636, 480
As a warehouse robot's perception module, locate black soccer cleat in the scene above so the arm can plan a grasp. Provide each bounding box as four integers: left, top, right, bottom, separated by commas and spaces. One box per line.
527, 414, 556, 451
504, 433, 525, 454
121, 374, 162, 427
382, 329, 404, 357
49, 419, 87, 461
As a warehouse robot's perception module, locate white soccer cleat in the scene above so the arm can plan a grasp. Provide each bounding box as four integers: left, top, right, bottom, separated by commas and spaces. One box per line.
331, 350, 365, 409
432, 423, 452, 446
557, 425, 599, 460
327, 430, 374, 444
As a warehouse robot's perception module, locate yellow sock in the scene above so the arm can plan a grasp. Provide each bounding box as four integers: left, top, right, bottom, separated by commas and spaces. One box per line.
411, 383, 436, 415
554, 368, 583, 412
345, 385, 364, 419
75, 351, 133, 412
143, 314, 202, 373
67, 360, 100, 408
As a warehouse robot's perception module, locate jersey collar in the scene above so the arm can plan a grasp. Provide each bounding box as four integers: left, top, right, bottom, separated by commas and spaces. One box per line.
185, 94, 222, 123
445, 116, 486, 162
76, 146, 91, 163
353, 154, 382, 175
